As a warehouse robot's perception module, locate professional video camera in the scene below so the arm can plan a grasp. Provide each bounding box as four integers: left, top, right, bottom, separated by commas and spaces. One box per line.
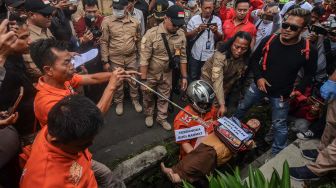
84, 15, 102, 38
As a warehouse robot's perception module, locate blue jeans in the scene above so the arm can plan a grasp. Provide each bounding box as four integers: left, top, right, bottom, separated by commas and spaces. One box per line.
188, 56, 205, 82
234, 83, 290, 155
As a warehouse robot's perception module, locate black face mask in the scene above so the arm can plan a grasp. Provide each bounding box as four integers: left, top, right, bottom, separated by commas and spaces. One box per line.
84, 14, 96, 27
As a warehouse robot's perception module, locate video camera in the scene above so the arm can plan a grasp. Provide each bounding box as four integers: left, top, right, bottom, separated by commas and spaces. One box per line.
84, 15, 102, 38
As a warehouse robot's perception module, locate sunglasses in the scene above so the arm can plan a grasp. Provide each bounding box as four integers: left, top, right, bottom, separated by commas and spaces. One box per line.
281, 22, 301, 32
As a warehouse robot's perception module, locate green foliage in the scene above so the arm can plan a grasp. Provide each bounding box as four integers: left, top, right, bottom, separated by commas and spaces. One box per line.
183, 161, 291, 188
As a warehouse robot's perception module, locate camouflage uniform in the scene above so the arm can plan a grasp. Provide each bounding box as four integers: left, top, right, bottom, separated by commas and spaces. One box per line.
201, 51, 247, 107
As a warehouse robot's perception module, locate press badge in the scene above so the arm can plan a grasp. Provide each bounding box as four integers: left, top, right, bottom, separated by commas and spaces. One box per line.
206, 41, 211, 50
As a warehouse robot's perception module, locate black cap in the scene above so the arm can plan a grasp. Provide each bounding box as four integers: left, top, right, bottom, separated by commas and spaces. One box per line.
5, 0, 24, 8
112, 0, 128, 10
154, 0, 169, 19
166, 5, 185, 26
25, 0, 55, 15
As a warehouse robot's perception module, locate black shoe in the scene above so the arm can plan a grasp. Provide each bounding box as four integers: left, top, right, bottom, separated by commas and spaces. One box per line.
301, 149, 318, 161
289, 166, 320, 181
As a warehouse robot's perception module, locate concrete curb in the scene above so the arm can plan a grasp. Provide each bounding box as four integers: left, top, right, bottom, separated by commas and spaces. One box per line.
111, 145, 167, 182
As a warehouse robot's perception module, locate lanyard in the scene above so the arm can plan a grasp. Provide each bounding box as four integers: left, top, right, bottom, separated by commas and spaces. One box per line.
201, 16, 211, 41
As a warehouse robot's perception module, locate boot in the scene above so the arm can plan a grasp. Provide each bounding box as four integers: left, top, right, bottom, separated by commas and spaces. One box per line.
132, 99, 143, 113
145, 116, 153, 127
158, 120, 172, 131
115, 103, 123, 116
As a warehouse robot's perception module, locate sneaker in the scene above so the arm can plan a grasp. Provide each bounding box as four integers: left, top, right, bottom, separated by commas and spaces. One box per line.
132, 100, 143, 113
145, 116, 153, 127
158, 120, 172, 131
297, 130, 314, 140
289, 166, 320, 181
301, 149, 318, 161
115, 103, 123, 116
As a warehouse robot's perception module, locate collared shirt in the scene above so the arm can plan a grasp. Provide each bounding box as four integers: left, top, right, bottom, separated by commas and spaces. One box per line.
187, 14, 223, 62
100, 14, 141, 65
23, 23, 54, 83
140, 23, 187, 79
34, 74, 83, 127
130, 8, 146, 36
146, 14, 162, 30
201, 51, 246, 105
223, 17, 257, 41
20, 127, 98, 188
280, 0, 313, 17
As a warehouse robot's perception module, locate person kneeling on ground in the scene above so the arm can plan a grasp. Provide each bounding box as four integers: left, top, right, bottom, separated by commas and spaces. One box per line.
161, 80, 260, 183
20, 95, 125, 187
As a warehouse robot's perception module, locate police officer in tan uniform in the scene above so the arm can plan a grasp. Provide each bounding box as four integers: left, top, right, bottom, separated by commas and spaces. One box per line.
201, 31, 252, 117
140, 5, 188, 130
101, 0, 142, 115
24, 0, 55, 82
146, 0, 169, 30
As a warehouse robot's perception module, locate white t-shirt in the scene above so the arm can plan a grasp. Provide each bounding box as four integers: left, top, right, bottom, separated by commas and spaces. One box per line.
187, 14, 223, 61
251, 9, 281, 50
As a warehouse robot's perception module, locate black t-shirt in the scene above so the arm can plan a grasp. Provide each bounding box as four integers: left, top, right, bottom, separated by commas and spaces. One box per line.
251, 35, 318, 98
0, 55, 37, 135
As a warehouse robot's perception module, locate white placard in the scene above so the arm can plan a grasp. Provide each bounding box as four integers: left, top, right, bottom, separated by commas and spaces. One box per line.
217, 117, 249, 141
175, 125, 206, 142
72, 49, 99, 68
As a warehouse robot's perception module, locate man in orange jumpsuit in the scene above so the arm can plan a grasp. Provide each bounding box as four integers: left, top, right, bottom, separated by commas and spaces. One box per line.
20, 95, 125, 187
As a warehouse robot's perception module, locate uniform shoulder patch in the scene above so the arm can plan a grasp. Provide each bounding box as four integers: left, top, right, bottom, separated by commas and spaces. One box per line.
69, 161, 83, 186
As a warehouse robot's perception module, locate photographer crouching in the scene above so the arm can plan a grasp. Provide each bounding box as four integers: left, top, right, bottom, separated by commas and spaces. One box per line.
74, 0, 105, 102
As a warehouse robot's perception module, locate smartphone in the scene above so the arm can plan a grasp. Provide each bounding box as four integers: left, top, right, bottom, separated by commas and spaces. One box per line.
7, 87, 24, 116
261, 14, 274, 21
310, 25, 328, 36
206, 23, 217, 27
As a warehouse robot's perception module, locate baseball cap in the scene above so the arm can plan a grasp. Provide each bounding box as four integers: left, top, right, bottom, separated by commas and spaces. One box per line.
154, 0, 169, 19
112, 0, 128, 10
5, 0, 24, 8
166, 5, 185, 26
25, 0, 55, 15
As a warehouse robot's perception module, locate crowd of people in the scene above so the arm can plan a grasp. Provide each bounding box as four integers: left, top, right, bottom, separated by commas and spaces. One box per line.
0, 0, 336, 186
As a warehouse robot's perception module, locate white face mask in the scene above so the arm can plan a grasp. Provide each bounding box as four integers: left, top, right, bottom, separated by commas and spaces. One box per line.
113, 8, 125, 18
188, 0, 197, 8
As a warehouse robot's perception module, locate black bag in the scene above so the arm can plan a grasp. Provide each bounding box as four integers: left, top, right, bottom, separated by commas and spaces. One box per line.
161, 33, 180, 70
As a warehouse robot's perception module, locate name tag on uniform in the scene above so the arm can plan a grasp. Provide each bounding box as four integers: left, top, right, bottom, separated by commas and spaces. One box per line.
175, 125, 206, 142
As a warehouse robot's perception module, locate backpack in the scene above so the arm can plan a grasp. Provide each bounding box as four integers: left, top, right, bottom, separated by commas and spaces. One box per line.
261, 34, 310, 71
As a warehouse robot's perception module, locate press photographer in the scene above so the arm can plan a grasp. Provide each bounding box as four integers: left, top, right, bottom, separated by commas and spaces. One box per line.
74, 0, 103, 49
50, 0, 78, 50
304, 5, 328, 83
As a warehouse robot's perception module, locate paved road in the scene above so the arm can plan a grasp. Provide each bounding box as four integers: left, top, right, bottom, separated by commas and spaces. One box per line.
90, 94, 184, 168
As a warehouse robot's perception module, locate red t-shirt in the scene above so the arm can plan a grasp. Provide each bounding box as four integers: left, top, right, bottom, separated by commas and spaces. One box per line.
223, 17, 257, 41
219, 0, 264, 23
174, 105, 218, 159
